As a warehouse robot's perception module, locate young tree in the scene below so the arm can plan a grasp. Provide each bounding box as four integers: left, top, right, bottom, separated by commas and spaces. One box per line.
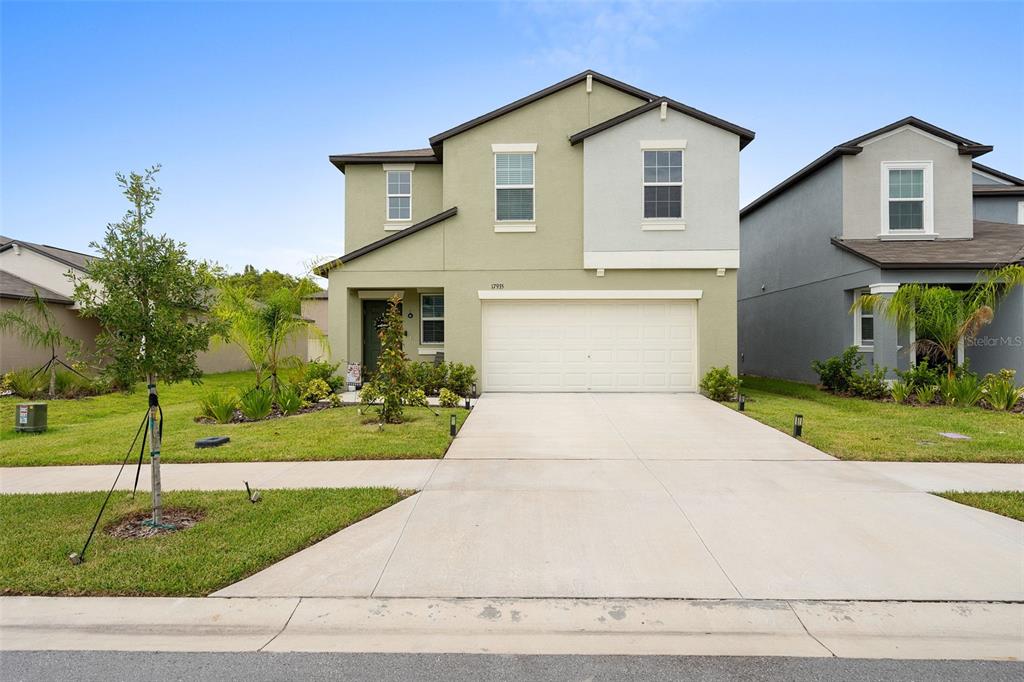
854, 265, 1024, 378
0, 290, 82, 398
216, 280, 324, 394
369, 295, 409, 423
72, 165, 219, 525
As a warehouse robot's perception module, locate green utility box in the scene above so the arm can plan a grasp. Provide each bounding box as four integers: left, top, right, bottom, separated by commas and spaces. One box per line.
14, 402, 47, 433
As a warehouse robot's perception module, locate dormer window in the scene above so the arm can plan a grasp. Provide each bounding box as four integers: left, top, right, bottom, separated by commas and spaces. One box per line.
881, 161, 933, 234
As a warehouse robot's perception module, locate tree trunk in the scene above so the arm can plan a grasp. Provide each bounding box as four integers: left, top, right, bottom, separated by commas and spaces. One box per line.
147, 374, 162, 525
48, 365, 56, 399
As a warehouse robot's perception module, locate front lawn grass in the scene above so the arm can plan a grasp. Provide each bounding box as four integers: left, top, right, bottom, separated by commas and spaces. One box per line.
935, 491, 1024, 521
734, 375, 1023, 463
0, 371, 467, 467
0, 487, 408, 596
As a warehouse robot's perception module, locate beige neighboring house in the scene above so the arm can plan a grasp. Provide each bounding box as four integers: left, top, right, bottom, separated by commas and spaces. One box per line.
315, 71, 755, 392
0, 234, 295, 375
301, 289, 329, 362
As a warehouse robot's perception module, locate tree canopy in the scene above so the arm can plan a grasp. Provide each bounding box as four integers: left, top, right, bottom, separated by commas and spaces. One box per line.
220, 265, 322, 302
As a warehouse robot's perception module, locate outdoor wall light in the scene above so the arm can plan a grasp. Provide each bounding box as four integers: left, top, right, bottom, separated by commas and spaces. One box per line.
793, 414, 804, 438
450, 414, 457, 437
738, 395, 746, 411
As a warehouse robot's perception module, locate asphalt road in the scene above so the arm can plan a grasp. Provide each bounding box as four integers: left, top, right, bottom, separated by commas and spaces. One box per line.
2, 651, 1022, 681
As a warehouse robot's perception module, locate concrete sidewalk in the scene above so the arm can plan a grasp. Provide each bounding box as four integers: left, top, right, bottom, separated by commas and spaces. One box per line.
0, 460, 438, 494
2, 596, 1021, 660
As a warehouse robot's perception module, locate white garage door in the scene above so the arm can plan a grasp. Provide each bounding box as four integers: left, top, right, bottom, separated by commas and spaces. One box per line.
481, 299, 697, 392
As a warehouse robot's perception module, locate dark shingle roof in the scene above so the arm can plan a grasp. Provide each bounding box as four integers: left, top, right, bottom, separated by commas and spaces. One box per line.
973, 185, 1024, 197
742, 117, 993, 219
0, 237, 94, 271
831, 221, 1024, 270
973, 162, 1024, 186
0, 271, 72, 303
329, 148, 439, 172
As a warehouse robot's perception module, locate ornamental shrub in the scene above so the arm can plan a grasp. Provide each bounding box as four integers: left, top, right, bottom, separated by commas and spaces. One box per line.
699, 366, 741, 401
369, 296, 411, 423
915, 384, 938, 405
239, 386, 273, 420
200, 390, 239, 423
896, 359, 942, 390
404, 388, 429, 407
848, 366, 890, 400
811, 347, 863, 393
438, 387, 460, 408
983, 370, 1023, 411
277, 383, 303, 415
890, 380, 912, 404
302, 378, 333, 402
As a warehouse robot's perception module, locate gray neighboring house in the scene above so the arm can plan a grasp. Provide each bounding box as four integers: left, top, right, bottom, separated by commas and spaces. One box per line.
738, 117, 1024, 383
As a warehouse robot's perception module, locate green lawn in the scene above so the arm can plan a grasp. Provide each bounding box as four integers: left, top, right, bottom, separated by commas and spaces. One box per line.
0, 371, 468, 467
0, 487, 407, 596
935, 491, 1024, 521
734, 376, 1023, 463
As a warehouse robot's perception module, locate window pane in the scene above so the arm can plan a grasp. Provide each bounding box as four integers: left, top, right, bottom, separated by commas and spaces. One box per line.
496, 188, 534, 220
388, 196, 410, 220
643, 185, 681, 218
889, 169, 923, 199
421, 294, 444, 319
422, 319, 444, 344
889, 200, 923, 229
643, 149, 683, 184
861, 316, 874, 343
387, 171, 411, 195
496, 153, 533, 186
643, 151, 658, 169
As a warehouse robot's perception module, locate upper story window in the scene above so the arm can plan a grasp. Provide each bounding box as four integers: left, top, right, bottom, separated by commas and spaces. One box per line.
386, 170, 412, 221
495, 151, 535, 222
882, 161, 933, 234
643, 150, 683, 219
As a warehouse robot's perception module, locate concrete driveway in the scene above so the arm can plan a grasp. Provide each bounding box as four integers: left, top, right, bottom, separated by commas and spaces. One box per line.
217, 394, 1024, 601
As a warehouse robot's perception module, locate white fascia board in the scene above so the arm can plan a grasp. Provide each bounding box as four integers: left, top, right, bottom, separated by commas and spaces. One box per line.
973, 168, 1014, 186
491, 143, 537, 153
583, 250, 739, 270
478, 289, 703, 300
869, 283, 900, 295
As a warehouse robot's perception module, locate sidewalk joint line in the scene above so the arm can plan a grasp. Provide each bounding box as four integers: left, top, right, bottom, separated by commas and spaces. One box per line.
257, 597, 302, 652
786, 600, 837, 657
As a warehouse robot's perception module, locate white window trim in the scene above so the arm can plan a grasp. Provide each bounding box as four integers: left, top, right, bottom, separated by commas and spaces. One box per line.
385, 169, 413, 223
853, 288, 874, 352
1017, 200, 1024, 225
641, 147, 684, 225
880, 161, 933, 235
494, 149, 536, 224
420, 293, 444, 346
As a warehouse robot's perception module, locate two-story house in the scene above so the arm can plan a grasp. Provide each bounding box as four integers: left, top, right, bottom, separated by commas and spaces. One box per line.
314, 71, 754, 392
738, 117, 1024, 383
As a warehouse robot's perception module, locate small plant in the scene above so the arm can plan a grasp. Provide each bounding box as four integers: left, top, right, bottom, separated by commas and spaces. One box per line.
890, 380, 912, 404
914, 384, 938, 405
811, 347, 863, 393
982, 370, 1023, 411
896, 359, 942, 390
699, 366, 741, 401
438, 387, 460, 408
303, 360, 343, 392
200, 390, 239, 424
946, 373, 984, 408
302, 378, 333, 403
6, 369, 45, 399
359, 382, 381, 405
938, 374, 956, 405
328, 392, 343, 407
277, 383, 303, 415
0, 372, 11, 395
849, 366, 890, 400
239, 386, 273, 420
404, 388, 429, 407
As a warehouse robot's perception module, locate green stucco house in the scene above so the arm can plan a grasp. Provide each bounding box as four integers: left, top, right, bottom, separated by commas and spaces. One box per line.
315, 71, 754, 392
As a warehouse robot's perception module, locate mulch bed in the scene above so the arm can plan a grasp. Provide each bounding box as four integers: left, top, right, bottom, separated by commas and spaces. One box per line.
105, 507, 206, 539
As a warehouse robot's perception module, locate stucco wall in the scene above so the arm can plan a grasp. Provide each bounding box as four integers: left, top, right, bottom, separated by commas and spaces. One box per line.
0, 248, 81, 298
582, 107, 740, 254
0, 299, 99, 373
841, 127, 974, 240
739, 159, 883, 382
342, 164, 443, 254
973, 196, 1022, 224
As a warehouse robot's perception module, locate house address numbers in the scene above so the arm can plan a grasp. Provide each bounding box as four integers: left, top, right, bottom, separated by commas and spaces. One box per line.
491, 283, 504, 289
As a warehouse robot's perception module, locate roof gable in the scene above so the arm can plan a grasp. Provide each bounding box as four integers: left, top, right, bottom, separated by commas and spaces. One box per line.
0, 238, 93, 271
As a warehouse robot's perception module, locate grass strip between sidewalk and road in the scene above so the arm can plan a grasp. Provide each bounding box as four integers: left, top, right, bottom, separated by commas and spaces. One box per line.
734, 376, 1023, 463
0, 371, 467, 467
0, 487, 408, 596
935, 491, 1024, 522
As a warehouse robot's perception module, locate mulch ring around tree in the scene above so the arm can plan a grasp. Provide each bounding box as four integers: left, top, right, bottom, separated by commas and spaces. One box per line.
104, 507, 206, 539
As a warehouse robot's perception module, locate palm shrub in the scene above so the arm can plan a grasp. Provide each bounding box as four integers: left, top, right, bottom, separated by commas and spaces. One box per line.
853, 265, 1024, 379
0, 291, 83, 399
239, 386, 273, 420
277, 383, 303, 415
982, 370, 1023, 411
914, 384, 938, 405
699, 366, 741, 401
200, 390, 239, 424
890, 380, 912, 404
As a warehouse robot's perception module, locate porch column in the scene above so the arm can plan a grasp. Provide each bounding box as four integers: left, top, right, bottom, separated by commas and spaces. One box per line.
869, 283, 900, 379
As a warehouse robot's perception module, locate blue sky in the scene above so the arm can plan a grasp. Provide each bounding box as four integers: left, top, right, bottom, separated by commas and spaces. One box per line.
3, 1, 1022, 279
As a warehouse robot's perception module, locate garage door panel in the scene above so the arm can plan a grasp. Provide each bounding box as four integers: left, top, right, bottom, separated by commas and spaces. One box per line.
482, 299, 698, 392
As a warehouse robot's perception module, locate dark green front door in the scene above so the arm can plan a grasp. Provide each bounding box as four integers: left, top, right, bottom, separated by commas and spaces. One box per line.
362, 299, 402, 377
